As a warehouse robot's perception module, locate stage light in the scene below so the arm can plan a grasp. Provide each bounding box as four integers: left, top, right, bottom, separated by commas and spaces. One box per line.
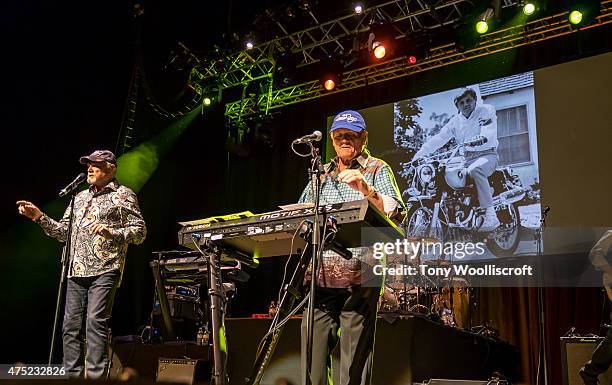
569, 10, 584, 24
523, 2, 536, 15
324, 79, 336, 91
475, 20, 489, 34
407, 55, 417, 65
567, 0, 601, 25
203, 97, 212, 106
322, 70, 340, 91
475, 6, 495, 34
246, 41, 254, 50
373, 43, 386, 59
354, 4, 363, 14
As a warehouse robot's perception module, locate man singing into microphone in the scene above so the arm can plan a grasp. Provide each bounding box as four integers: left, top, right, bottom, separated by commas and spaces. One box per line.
298, 110, 405, 385
16, 150, 146, 379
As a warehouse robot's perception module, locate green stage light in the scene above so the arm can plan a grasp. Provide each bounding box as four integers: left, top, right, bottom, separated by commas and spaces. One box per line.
475, 7, 494, 34
203, 97, 212, 106
523, 3, 536, 15
116, 108, 199, 192
476, 20, 489, 34
569, 10, 583, 24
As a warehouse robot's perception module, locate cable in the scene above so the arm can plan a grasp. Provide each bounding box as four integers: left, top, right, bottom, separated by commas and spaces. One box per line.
600, 287, 608, 331
190, 235, 208, 257
256, 215, 329, 358
291, 141, 313, 157
277, 220, 307, 303
270, 244, 309, 332
254, 293, 311, 358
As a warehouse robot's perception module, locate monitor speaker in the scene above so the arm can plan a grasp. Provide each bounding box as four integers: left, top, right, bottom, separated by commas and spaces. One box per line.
156, 358, 210, 384
560, 336, 612, 385
425, 380, 488, 385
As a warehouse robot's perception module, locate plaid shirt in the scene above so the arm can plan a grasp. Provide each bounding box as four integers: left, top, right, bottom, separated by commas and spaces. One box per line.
298, 149, 405, 288
38, 180, 146, 280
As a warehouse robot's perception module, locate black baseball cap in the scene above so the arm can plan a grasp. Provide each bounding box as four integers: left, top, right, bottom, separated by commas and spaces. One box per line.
79, 150, 117, 165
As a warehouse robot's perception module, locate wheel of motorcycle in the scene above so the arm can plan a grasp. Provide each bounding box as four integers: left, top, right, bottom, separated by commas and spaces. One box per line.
404, 203, 447, 261
404, 204, 437, 238
486, 204, 521, 257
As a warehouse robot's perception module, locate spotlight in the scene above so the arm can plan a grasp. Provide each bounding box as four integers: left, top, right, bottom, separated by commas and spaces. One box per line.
475, 20, 489, 34
324, 79, 336, 91
407, 55, 417, 65
368, 24, 394, 61
475, 6, 495, 34
246, 41, 254, 50
373, 42, 386, 59
322, 71, 340, 91
354, 3, 363, 14
568, 0, 601, 25
523, 2, 536, 15
203, 97, 212, 106
569, 10, 583, 24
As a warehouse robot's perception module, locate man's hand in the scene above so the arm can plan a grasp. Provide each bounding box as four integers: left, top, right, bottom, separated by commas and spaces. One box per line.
478, 117, 492, 126
467, 135, 487, 146
337, 169, 369, 195
90, 223, 116, 239
16, 200, 43, 221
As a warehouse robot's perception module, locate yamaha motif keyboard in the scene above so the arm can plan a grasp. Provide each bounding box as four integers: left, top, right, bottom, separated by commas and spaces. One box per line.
178, 199, 404, 258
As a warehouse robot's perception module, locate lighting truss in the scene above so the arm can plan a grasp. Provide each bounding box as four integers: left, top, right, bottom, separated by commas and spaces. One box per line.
224, 0, 612, 122
189, 0, 476, 90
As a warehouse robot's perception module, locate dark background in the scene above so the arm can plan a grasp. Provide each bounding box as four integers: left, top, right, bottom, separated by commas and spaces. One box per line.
1, 1, 611, 384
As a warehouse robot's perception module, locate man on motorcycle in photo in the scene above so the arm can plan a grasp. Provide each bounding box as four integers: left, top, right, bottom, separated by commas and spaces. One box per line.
412, 88, 500, 232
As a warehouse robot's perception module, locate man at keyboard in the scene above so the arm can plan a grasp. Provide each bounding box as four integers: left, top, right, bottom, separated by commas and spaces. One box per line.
298, 110, 405, 385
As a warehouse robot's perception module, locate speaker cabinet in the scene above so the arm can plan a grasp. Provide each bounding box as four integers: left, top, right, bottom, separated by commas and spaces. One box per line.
157, 358, 209, 384
560, 336, 612, 385
426, 380, 487, 385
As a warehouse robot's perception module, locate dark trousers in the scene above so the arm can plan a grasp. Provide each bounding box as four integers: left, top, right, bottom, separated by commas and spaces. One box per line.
581, 309, 612, 382
301, 286, 379, 385
62, 270, 119, 379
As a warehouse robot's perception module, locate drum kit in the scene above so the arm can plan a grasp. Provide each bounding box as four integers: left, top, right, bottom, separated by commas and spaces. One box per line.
378, 237, 476, 330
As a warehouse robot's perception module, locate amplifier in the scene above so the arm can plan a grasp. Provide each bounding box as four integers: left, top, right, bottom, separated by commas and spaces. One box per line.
425, 380, 487, 385
157, 358, 209, 384
560, 336, 612, 385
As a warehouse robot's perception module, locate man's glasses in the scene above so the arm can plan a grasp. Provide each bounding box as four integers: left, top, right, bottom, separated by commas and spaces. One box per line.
332, 132, 362, 141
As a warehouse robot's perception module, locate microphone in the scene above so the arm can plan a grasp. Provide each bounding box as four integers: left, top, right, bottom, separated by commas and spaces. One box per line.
292, 130, 322, 144
59, 173, 86, 197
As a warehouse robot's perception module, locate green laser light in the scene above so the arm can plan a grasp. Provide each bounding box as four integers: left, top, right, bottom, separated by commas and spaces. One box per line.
569, 10, 583, 24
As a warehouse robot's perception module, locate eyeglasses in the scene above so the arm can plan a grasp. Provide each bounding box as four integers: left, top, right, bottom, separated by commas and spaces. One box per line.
332, 132, 362, 141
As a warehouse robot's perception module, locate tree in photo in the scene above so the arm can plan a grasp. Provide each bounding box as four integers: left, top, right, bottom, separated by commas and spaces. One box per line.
393, 98, 423, 153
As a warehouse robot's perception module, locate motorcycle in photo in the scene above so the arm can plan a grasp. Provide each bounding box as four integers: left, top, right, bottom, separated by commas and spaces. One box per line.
402, 137, 526, 257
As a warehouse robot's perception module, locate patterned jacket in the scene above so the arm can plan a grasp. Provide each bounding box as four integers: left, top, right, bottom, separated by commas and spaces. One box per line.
298, 150, 405, 288
38, 180, 146, 280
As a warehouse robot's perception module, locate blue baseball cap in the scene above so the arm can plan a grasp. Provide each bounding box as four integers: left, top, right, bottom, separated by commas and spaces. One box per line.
330, 110, 366, 132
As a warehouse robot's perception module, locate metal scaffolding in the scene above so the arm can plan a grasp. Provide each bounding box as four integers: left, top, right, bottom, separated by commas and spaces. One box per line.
223, 1, 612, 122
189, 0, 476, 90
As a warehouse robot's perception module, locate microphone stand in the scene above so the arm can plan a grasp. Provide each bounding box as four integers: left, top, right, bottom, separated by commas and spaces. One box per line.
48, 192, 77, 364
535, 206, 549, 385
305, 143, 324, 385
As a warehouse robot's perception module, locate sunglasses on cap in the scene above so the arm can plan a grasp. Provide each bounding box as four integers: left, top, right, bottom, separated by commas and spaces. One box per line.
332, 132, 364, 141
